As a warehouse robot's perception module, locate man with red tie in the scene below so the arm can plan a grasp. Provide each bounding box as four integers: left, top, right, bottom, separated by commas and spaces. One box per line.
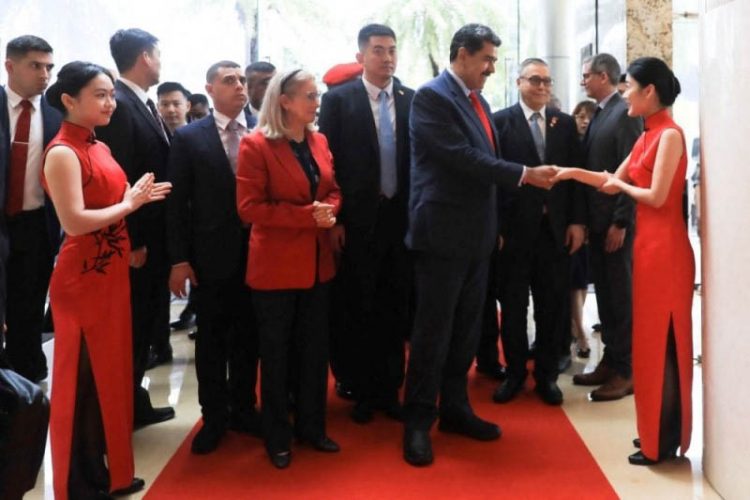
402, 24, 557, 466
0, 35, 62, 382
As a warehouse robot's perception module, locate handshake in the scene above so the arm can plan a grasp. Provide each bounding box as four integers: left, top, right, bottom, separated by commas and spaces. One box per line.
525, 166, 620, 194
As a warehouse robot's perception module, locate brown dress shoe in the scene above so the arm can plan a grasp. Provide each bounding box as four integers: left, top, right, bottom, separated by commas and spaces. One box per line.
590, 375, 634, 401
572, 362, 614, 386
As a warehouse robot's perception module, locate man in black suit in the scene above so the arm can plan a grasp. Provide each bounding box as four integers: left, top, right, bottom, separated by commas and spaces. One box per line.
167, 60, 259, 454
244, 61, 275, 118
96, 28, 175, 427
491, 58, 586, 406
402, 24, 557, 466
1, 35, 62, 383
318, 23, 413, 424
572, 53, 642, 401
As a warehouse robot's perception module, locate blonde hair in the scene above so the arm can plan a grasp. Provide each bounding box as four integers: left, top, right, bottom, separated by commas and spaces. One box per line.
258, 69, 317, 139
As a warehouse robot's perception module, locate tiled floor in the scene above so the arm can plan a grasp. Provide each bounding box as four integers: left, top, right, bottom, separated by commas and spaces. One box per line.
26, 290, 717, 499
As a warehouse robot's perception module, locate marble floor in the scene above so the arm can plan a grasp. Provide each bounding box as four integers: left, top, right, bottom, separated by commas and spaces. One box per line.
26, 288, 717, 499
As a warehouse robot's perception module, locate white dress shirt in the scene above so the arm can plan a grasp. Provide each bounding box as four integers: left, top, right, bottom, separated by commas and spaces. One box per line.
213, 109, 248, 159
361, 76, 396, 136
5, 86, 45, 211
519, 98, 547, 141
119, 76, 150, 106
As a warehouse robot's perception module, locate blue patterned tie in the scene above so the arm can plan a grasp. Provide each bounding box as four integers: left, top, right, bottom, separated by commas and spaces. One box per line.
378, 90, 397, 198
529, 111, 545, 162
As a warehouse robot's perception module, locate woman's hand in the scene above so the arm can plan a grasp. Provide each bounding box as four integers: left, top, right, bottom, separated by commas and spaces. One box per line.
599, 172, 623, 195
312, 201, 336, 228
123, 173, 172, 212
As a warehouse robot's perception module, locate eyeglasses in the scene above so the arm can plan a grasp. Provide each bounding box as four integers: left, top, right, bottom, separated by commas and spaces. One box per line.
520, 76, 554, 87
294, 91, 321, 102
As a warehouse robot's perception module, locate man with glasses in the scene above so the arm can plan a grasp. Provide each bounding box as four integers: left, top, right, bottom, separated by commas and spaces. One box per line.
491, 58, 586, 405
572, 53, 641, 401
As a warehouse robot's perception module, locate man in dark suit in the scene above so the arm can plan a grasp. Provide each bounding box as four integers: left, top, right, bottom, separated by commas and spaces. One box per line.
1, 35, 62, 383
96, 28, 175, 427
244, 61, 275, 118
491, 58, 586, 406
402, 24, 557, 466
572, 53, 642, 401
318, 23, 413, 424
167, 60, 259, 454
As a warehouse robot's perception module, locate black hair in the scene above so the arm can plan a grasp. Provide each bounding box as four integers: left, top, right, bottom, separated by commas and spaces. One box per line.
206, 60, 241, 83
627, 57, 681, 107
45, 61, 114, 115
619, 73, 627, 83
449, 24, 501, 62
585, 53, 621, 86
245, 61, 276, 76
573, 100, 597, 117
109, 28, 159, 73
157, 81, 190, 99
188, 93, 209, 106
357, 24, 397, 50
6, 35, 53, 59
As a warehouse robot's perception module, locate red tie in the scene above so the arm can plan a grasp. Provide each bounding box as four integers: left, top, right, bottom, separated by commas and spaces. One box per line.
469, 91, 495, 150
6, 99, 32, 217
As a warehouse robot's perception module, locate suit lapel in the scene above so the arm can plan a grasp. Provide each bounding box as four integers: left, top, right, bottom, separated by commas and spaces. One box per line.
511, 103, 542, 163
0, 87, 9, 153
267, 137, 313, 201
308, 132, 331, 201
443, 72, 494, 153
200, 115, 234, 179
116, 80, 169, 146
393, 80, 410, 173
354, 80, 379, 156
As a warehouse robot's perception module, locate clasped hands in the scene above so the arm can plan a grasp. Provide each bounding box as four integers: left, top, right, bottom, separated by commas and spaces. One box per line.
312, 201, 336, 228
548, 167, 623, 194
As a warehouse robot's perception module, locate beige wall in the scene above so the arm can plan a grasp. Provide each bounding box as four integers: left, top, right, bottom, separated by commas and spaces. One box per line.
700, 0, 750, 497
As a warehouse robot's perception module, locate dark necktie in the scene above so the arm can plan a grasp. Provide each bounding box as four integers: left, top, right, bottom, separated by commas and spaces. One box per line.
378, 90, 397, 198
6, 99, 32, 217
529, 111, 545, 162
146, 98, 170, 144
469, 91, 495, 150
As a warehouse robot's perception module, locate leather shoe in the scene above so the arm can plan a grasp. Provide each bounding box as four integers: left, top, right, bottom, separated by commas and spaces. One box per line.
403, 428, 433, 466
590, 375, 633, 401
229, 410, 261, 437
633, 437, 641, 448
268, 450, 291, 469
111, 477, 145, 496
187, 329, 197, 340
628, 448, 677, 466
576, 346, 591, 359
191, 421, 226, 454
476, 363, 507, 380
535, 380, 563, 405
350, 401, 375, 424
135, 405, 175, 429
170, 310, 196, 330
298, 434, 340, 452
573, 362, 614, 386
438, 413, 501, 441
335, 381, 356, 401
492, 376, 524, 403
145, 347, 173, 370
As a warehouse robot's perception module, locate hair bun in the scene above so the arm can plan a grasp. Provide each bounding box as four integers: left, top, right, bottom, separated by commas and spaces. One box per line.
672, 75, 682, 97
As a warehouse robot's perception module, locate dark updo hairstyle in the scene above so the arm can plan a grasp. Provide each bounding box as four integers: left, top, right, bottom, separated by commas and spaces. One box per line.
46, 61, 115, 115
626, 57, 681, 107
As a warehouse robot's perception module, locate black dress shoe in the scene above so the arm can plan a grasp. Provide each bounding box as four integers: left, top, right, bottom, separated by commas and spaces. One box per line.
269, 450, 291, 469
335, 381, 356, 401
476, 363, 507, 380
229, 410, 261, 436
170, 310, 196, 330
438, 413, 501, 441
492, 376, 525, 403
111, 477, 145, 496
557, 354, 572, 373
628, 448, 677, 466
145, 347, 173, 370
576, 347, 591, 358
191, 421, 226, 454
403, 428, 433, 466
350, 401, 375, 424
135, 405, 176, 429
298, 435, 340, 452
535, 380, 563, 405
633, 438, 641, 448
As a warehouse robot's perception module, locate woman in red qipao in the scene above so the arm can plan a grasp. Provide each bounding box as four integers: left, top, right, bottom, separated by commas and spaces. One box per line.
555, 57, 694, 465
43, 61, 171, 499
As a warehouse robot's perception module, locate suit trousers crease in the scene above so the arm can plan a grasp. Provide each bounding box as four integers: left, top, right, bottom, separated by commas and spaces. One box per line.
194, 278, 258, 423
588, 229, 633, 378
498, 218, 567, 383
404, 254, 488, 430
477, 250, 500, 368
5, 208, 53, 379
253, 282, 330, 454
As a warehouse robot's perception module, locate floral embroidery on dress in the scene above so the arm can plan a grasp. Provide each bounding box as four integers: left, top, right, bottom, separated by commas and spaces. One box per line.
81, 220, 127, 274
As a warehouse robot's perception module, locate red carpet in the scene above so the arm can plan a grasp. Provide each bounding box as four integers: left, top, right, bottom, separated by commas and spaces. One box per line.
146, 370, 617, 499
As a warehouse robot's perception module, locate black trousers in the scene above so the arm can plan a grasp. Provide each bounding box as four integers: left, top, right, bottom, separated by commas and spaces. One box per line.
498, 219, 568, 383
404, 253, 488, 430
253, 282, 330, 454
5, 208, 54, 380
589, 228, 633, 378
130, 240, 171, 417
194, 276, 258, 424
476, 249, 501, 369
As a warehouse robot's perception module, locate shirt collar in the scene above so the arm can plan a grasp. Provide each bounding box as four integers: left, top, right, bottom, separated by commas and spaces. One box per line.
519, 98, 546, 121
446, 68, 472, 97
598, 90, 618, 109
5, 85, 42, 110
119, 77, 149, 105
361, 76, 394, 100
213, 109, 247, 130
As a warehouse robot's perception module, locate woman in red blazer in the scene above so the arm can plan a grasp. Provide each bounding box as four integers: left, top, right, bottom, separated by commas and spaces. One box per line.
236, 69, 342, 469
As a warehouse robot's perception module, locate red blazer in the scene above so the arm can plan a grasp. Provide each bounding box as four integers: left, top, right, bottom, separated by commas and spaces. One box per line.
236, 129, 342, 290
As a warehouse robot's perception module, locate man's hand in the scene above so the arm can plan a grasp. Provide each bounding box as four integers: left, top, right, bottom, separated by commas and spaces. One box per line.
330, 225, 345, 253
169, 262, 198, 298
605, 224, 626, 253
565, 224, 586, 255
524, 165, 558, 190
130, 246, 148, 268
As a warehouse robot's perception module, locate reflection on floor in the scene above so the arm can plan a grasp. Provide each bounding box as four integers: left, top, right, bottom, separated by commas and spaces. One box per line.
27, 291, 717, 499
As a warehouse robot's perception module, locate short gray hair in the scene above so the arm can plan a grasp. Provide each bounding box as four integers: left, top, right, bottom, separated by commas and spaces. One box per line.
257, 69, 316, 139
518, 57, 548, 77
584, 53, 621, 86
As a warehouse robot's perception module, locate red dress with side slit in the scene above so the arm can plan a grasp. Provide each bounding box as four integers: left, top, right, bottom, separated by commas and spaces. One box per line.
627, 108, 695, 460
43, 121, 134, 499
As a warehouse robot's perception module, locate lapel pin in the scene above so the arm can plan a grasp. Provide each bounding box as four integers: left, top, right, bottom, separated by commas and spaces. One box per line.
398, 89, 404, 96
549, 116, 558, 128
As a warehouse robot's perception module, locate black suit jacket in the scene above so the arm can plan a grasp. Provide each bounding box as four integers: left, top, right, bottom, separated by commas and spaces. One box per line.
166, 111, 256, 282
96, 80, 171, 250
405, 71, 524, 259
492, 103, 585, 249
318, 77, 414, 232
583, 92, 642, 233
